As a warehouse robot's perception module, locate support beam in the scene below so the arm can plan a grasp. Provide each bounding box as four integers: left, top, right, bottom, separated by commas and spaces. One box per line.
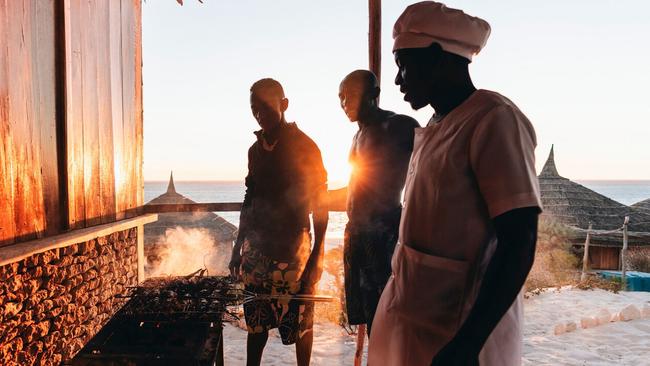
369, 0, 381, 84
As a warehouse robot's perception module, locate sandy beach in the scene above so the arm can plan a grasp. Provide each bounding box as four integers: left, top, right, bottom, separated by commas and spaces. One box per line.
221, 288, 650, 366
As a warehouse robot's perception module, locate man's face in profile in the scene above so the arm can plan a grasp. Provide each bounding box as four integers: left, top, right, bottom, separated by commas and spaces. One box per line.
394, 49, 434, 110
338, 82, 364, 122
250, 88, 286, 131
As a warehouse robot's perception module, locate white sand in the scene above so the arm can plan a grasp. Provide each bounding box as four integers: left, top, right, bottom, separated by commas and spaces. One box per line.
523, 288, 650, 366
221, 288, 650, 365
222, 322, 367, 366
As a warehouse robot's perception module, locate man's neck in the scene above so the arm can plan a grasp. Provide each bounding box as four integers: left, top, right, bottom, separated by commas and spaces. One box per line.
358, 107, 387, 127
263, 120, 287, 142
432, 86, 476, 117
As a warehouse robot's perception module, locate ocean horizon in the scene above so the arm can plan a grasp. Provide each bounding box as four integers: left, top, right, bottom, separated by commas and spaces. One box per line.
144, 180, 650, 241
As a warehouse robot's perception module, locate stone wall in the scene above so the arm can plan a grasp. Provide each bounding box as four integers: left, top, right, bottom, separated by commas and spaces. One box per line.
0, 228, 139, 365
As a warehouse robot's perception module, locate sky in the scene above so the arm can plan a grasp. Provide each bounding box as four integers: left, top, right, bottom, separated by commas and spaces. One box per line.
142, 0, 650, 186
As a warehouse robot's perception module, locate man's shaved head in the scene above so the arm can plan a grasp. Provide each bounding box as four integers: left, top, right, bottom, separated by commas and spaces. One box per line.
250, 78, 285, 99
341, 69, 379, 92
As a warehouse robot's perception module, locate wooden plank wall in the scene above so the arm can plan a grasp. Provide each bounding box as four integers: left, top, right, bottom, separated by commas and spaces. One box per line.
64, 0, 143, 229
589, 246, 621, 270
0, 1, 58, 246
0, 0, 143, 247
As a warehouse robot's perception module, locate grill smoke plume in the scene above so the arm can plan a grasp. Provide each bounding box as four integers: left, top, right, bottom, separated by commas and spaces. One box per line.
146, 227, 229, 277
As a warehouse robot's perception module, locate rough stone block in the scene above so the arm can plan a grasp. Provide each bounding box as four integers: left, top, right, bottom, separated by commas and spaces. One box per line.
46, 306, 63, 319
4, 302, 23, 319
5, 274, 23, 292
108, 232, 119, 244
38, 250, 59, 266
565, 321, 577, 332
52, 294, 72, 308
97, 236, 108, 247
82, 259, 97, 273
553, 323, 566, 335
71, 283, 89, 301
52, 255, 74, 267
0, 262, 20, 281
16, 351, 35, 366
25, 278, 43, 295
48, 284, 66, 298
27, 340, 44, 355
18, 310, 33, 323
5, 291, 26, 304
87, 278, 100, 291
64, 274, 83, 288
79, 239, 98, 255
620, 304, 641, 321
66, 264, 83, 278
63, 244, 79, 256
580, 316, 598, 329
82, 269, 98, 282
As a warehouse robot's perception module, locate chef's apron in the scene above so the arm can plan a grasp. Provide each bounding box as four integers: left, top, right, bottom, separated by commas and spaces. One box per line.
368, 122, 524, 366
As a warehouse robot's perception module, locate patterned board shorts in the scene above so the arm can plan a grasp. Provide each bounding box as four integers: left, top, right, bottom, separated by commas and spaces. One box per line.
240, 239, 314, 345
344, 211, 400, 330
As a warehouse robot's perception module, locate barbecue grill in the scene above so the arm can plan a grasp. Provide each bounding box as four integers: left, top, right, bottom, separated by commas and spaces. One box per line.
69, 275, 240, 366
69, 274, 333, 365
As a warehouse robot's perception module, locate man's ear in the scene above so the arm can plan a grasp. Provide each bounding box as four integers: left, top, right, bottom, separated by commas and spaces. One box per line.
281, 97, 289, 112
371, 86, 381, 100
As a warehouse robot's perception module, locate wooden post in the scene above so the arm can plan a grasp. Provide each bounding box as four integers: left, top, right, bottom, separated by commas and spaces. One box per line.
354, 326, 365, 366
137, 224, 145, 283
369, 0, 381, 83
353, 3, 380, 363
621, 216, 629, 290
581, 223, 592, 282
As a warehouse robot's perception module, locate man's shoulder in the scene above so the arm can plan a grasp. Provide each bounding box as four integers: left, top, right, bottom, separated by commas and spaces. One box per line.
383, 111, 421, 135
472, 90, 527, 118
288, 123, 320, 150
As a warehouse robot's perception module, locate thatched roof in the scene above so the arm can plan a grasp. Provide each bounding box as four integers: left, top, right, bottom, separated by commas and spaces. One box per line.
538, 146, 650, 234
632, 198, 650, 214
144, 173, 237, 243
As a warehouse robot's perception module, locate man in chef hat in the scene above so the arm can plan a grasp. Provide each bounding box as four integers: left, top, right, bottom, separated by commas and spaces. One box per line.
368, 2, 542, 365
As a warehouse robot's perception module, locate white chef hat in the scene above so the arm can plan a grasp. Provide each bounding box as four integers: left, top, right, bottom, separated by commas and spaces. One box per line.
393, 1, 491, 61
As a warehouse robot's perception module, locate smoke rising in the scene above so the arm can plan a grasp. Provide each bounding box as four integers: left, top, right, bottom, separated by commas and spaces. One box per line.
145, 227, 230, 277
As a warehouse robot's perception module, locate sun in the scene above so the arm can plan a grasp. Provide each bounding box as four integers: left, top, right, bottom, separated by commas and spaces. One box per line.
325, 160, 352, 189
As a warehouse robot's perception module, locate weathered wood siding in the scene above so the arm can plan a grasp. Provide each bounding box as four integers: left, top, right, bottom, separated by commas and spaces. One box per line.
65, 0, 142, 229
0, 0, 143, 247
0, 1, 58, 245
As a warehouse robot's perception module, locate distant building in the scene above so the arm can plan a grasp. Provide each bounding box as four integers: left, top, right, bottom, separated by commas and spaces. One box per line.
538, 146, 650, 269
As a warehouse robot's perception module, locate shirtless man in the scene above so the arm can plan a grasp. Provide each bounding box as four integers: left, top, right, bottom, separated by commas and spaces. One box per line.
338, 70, 419, 334
229, 78, 328, 366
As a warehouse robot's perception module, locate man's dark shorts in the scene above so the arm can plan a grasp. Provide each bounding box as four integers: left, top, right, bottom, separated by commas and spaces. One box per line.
344, 209, 400, 330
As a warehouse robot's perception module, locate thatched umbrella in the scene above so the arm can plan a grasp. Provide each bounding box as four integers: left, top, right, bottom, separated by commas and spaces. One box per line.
538, 146, 650, 233
144, 172, 237, 244
632, 198, 650, 215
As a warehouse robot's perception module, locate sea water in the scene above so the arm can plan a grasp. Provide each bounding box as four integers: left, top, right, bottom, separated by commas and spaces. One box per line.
144, 180, 650, 244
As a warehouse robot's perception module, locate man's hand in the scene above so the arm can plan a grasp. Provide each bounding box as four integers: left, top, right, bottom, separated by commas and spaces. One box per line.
229, 246, 242, 280
430, 338, 479, 366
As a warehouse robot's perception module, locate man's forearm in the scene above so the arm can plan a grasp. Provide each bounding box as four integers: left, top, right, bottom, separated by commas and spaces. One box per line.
450, 207, 538, 353
311, 207, 328, 257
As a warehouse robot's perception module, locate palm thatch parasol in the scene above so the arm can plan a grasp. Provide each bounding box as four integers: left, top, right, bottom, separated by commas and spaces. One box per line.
538, 146, 650, 234
632, 198, 650, 215
144, 172, 237, 244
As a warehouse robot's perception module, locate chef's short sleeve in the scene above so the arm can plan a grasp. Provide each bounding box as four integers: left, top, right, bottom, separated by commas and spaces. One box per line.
470, 105, 542, 218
